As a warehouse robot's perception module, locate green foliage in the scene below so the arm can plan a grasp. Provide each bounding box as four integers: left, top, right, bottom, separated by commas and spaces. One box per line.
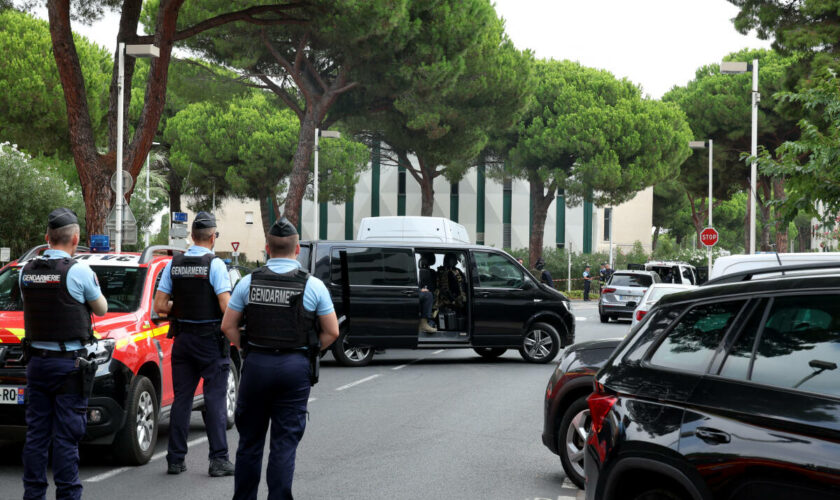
759, 74, 840, 221
507, 59, 692, 207
0, 9, 111, 159
311, 137, 371, 204
0, 142, 85, 257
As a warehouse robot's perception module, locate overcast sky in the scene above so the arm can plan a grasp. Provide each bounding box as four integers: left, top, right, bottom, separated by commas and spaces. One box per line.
46, 0, 772, 100
493, 0, 772, 98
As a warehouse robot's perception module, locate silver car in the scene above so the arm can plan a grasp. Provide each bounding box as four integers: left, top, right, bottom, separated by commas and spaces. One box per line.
598, 271, 660, 323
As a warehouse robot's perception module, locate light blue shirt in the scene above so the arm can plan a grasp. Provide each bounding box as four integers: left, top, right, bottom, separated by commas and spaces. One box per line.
158, 246, 231, 323
228, 258, 334, 316
21, 249, 103, 351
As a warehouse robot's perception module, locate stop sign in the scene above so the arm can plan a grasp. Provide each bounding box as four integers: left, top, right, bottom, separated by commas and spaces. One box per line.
700, 227, 719, 247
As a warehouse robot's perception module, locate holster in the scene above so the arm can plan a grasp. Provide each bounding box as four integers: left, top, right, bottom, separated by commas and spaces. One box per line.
60, 356, 96, 398
21, 338, 32, 365
217, 330, 230, 358
166, 318, 179, 339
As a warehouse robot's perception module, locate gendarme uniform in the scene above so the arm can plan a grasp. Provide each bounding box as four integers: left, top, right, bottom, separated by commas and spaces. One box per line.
158, 211, 233, 475
20, 208, 102, 500
230, 217, 334, 500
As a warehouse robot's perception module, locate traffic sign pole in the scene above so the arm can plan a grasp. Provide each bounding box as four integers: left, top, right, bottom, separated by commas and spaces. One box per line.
231, 241, 240, 265
700, 227, 719, 275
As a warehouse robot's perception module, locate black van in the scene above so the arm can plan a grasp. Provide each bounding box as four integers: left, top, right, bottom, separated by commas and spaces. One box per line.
298, 241, 575, 366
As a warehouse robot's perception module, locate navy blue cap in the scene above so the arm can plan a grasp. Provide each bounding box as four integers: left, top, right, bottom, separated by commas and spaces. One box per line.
192, 211, 217, 229
269, 217, 298, 237
48, 208, 78, 229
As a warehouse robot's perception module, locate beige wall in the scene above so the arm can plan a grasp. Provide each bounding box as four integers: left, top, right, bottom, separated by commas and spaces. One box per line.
596, 186, 654, 254
178, 198, 267, 263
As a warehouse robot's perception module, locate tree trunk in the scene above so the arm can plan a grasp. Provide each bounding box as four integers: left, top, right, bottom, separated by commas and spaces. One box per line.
773, 177, 788, 253
759, 176, 772, 251
282, 109, 319, 226
419, 158, 435, 217
685, 191, 705, 250
528, 174, 556, 268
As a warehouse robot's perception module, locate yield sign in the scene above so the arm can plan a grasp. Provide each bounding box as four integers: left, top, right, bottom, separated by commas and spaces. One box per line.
700, 227, 719, 247
231, 241, 240, 251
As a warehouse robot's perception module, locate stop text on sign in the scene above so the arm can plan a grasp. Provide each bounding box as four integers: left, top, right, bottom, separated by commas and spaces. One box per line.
701, 227, 719, 247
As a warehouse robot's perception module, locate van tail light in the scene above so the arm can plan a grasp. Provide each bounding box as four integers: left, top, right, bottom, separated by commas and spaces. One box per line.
587, 389, 617, 434
602, 288, 616, 294
636, 310, 647, 321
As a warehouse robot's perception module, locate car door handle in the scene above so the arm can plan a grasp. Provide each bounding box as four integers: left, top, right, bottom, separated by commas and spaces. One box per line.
695, 427, 730, 444
401, 290, 417, 296
476, 291, 490, 298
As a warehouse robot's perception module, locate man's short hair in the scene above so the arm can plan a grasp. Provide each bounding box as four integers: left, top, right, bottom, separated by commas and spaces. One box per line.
47, 224, 80, 246
192, 227, 215, 243
268, 234, 299, 258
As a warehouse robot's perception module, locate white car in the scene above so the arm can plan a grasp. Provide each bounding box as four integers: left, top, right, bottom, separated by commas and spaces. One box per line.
630, 283, 696, 328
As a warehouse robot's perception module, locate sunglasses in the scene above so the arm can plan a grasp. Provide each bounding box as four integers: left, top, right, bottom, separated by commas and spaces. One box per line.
215, 232, 220, 238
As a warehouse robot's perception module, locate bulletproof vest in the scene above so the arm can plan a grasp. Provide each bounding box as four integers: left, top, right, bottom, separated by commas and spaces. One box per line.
245, 267, 315, 349
436, 266, 466, 308
21, 257, 92, 342
170, 253, 223, 321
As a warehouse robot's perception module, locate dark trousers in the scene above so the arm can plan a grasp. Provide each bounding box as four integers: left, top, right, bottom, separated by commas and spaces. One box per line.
234, 351, 310, 500
583, 281, 591, 301
419, 290, 434, 319
167, 327, 230, 464
23, 356, 87, 500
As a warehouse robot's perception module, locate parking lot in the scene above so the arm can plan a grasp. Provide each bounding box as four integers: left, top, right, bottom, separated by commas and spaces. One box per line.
0, 301, 625, 500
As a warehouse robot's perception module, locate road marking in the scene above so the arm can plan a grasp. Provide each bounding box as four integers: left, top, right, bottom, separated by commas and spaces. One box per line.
86, 436, 209, 482
575, 316, 587, 321
308, 397, 317, 403
432, 349, 444, 354
562, 479, 574, 489
392, 356, 427, 370
335, 374, 380, 391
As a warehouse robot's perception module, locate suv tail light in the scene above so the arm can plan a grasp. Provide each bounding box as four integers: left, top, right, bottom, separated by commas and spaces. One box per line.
636, 310, 647, 321
602, 288, 616, 294
587, 390, 617, 434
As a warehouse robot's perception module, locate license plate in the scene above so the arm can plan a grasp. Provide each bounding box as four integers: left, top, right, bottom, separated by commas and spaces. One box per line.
0, 386, 24, 405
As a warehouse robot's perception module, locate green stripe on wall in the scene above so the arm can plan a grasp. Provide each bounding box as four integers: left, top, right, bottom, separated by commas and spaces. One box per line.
371, 140, 380, 217
476, 163, 485, 245
556, 191, 565, 248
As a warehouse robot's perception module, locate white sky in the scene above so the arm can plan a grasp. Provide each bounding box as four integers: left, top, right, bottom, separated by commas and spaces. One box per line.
493, 0, 772, 98
43, 0, 772, 100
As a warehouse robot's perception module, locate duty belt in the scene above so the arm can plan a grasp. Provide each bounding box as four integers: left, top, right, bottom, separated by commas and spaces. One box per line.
32, 348, 87, 359
246, 344, 307, 355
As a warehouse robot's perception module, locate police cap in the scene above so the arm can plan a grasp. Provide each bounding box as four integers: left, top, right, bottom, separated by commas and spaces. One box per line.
269, 217, 298, 237
192, 211, 217, 229
48, 207, 78, 229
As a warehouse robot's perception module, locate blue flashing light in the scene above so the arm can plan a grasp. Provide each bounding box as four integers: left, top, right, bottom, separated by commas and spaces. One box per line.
89, 234, 110, 253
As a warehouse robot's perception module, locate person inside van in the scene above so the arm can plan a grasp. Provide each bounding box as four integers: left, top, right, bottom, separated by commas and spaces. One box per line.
436, 253, 467, 313
418, 253, 437, 333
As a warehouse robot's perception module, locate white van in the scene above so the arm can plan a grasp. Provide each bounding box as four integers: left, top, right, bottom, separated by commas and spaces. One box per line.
356, 216, 471, 244
709, 252, 840, 280
629, 261, 699, 285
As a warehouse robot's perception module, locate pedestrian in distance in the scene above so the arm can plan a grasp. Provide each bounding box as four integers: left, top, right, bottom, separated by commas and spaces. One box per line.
535, 257, 554, 289
20, 208, 108, 500
153, 211, 235, 477
221, 217, 339, 500
583, 264, 592, 301
598, 263, 607, 293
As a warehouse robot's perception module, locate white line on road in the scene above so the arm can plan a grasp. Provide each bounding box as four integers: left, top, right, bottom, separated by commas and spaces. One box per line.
85, 436, 209, 483
308, 397, 317, 403
562, 479, 574, 489
335, 374, 380, 391
432, 349, 444, 354
575, 316, 587, 321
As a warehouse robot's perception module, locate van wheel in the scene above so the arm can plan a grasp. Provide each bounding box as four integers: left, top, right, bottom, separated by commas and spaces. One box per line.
473, 347, 506, 359
519, 322, 560, 363
332, 335, 374, 367
113, 375, 158, 465
600, 314, 609, 323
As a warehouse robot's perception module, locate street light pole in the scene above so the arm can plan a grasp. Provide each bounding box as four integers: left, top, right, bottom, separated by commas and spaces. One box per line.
314, 127, 319, 241
708, 139, 713, 271
750, 58, 759, 255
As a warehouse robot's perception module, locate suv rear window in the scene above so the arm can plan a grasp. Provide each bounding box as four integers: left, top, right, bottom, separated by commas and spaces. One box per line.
649, 300, 745, 373
0, 267, 22, 311
748, 295, 840, 397
609, 273, 653, 287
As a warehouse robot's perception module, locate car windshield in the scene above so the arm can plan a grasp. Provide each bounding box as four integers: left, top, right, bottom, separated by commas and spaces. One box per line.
609, 274, 652, 287
0, 264, 146, 313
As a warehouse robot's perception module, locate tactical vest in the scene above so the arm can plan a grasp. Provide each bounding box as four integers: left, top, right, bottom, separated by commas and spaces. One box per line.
170, 253, 223, 321
21, 257, 92, 342
245, 267, 315, 349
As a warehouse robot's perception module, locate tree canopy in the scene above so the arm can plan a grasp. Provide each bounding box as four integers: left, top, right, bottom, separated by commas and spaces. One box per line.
503, 59, 692, 264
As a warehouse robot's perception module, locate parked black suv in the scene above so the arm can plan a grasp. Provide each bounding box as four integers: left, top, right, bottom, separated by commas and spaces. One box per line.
298, 241, 575, 366
584, 268, 840, 500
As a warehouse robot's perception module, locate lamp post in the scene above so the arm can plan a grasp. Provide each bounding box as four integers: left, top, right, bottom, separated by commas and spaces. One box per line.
690, 139, 714, 270
721, 59, 759, 254
313, 129, 341, 240
144, 141, 160, 247
116, 43, 160, 253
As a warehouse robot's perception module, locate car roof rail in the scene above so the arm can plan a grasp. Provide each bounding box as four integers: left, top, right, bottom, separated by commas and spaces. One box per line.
703, 261, 840, 286
18, 245, 91, 262
139, 245, 186, 264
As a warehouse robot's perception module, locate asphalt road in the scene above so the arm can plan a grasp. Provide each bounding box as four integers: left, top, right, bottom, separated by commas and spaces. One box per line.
0, 301, 631, 500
